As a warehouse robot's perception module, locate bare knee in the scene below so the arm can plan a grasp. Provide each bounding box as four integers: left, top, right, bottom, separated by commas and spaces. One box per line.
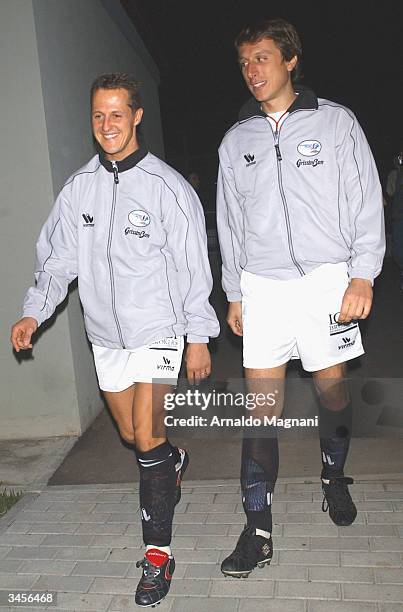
119, 426, 135, 445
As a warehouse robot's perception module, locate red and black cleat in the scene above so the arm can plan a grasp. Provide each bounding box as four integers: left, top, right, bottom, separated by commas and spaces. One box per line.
135, 548, 175, 607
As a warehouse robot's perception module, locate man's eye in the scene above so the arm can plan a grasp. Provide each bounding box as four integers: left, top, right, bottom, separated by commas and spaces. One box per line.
257, 56, 268, 62
113, 114, 122, 118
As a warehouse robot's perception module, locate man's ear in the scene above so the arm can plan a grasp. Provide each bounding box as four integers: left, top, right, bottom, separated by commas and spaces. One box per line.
134, 107, 144, 125
286, 55, 298, 73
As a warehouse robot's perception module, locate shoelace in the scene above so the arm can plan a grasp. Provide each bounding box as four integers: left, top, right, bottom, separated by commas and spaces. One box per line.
136, 557, 161, 581
322, 476, 354, 512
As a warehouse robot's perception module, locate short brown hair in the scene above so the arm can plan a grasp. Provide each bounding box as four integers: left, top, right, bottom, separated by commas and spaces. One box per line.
90, 73, 142, 109
235, 18, 302, 83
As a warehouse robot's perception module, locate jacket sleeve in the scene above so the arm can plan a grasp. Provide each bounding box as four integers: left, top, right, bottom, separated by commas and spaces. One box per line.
216, 143, 244, 301
337, 111, 385, 283
22, 186, 78, 325
163, 179, 220, 343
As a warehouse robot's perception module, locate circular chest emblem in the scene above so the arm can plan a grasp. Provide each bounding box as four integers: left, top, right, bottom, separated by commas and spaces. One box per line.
128, 210, 150, 227
297, 140, 322, 156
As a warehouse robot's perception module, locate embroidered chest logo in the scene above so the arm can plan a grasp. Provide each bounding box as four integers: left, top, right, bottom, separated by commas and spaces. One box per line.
82, 213, 94, 227
296, 139, 324, 169
244, 153, 256, 167
125, 209, 150, 238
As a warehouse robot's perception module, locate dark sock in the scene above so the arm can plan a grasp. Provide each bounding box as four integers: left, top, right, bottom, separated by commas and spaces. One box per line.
241, 436, 278, 533
135, 440, 177, 546
319, 402, 352, 479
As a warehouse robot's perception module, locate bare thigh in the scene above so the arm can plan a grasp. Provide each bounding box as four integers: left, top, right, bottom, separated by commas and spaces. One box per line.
132, 382, 173, 452
103, 385, 136, 444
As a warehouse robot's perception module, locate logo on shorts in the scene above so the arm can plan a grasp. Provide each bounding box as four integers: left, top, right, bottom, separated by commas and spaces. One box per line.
82, 213, 94, 227
128, 210, 150, 227
244, 153, 256, 167
297, 140, 322, 156
328, 313, 357, 349
157, 356, 175, 372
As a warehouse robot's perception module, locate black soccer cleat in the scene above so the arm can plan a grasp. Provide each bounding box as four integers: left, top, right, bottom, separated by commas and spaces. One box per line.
221, 525, 273, 578
321, 475, 357, 526
174, 448, 189, 506
135, 548, 175, 607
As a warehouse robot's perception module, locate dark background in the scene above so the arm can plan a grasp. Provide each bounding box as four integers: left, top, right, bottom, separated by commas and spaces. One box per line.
122, 0, 402, 209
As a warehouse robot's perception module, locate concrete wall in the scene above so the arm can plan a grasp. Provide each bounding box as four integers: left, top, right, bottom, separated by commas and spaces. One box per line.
0, 0, 163, 439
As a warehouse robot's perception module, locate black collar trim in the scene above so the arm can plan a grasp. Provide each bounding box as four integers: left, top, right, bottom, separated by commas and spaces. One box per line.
99, 142, 148, 173
239, 85, 319, 121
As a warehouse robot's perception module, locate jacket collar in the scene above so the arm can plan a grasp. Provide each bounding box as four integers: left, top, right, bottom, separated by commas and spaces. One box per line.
98, 139, 148, 173
239, 84, 318, 121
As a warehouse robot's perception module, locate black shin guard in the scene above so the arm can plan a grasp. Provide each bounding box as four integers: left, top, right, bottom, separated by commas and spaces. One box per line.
135, 440, 179, 546
241, 436, 279, 533
319, 402, 352, 478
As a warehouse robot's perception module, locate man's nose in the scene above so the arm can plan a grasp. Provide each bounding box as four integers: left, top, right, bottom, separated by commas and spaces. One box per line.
102, 116, 111, 131
246, 62, 257, 80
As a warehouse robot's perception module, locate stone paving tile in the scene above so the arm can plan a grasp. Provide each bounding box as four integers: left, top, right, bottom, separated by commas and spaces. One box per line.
308, 566, 375, 583
93, 503, 136, 514
0, 533, 46, 546
17, 559, 76, 575
70, 561, 130, 578
365, 491, 403, 501
0, 559, 23, 573
341, 551, 403, 567
32, 574, 94, 593
106, 513, 138, 524
19, 511, 65, 522
356, 501, 395, 512
367, 512, 403, 524
272, 513, 312, 524
40, 534, 94, 548
370, 537, 403, 552
173, 513, 207, 524
166, 578, 211, 597
310, 537, 370, 551
109, 594, 172, 611
52, 547, 111, 561
179, 494, 216, 504
379, 605, 403, 612
90, 535, 143, 548
175, 523, 229, 536
384, 484, 403, 491
375, 568, 403, 584
26, 523, 79, 535
338, 525, 398, 537
343, 583, 403, 602
210, 579, 274, 597
187, 503, 236, 513
308, 602, 377, 612
171, 597, 239, 611
5, 522, 32, 534
0, 572, 39, 589
60, 513, 111, 523
205, 513, 244, 524
240, 600, 305, 611
75, 523, 128, 536
275, 580, 340, 599
275, 492, 314, 502
46, 502, 96, 513
283, 524, 338, 537
48, 592, 113, 611
313, 512, 367, 524
279, 551, 340, 566
4, 546, 59, 560
0, 547, 11, 560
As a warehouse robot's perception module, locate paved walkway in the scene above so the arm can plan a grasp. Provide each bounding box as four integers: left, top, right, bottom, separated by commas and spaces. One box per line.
1, 476, 403, 611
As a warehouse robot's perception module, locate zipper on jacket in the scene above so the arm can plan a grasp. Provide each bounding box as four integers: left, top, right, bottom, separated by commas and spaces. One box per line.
273, 127, 305, 277
107, 162, 125, 348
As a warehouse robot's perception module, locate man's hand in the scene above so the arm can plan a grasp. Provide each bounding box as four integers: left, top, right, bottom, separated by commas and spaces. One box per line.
185, 343, 211, 384
11, 317, 38, 352
227, 301, 243, 336
338, 278, 373, 324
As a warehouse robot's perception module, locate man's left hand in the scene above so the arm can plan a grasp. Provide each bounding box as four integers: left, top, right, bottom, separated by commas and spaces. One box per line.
338, 278, 373, 324
185, 343, 211, 384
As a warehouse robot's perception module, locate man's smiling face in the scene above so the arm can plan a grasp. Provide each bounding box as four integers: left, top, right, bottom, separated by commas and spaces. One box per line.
91, 88, 143, 161
238, 38, 297, 113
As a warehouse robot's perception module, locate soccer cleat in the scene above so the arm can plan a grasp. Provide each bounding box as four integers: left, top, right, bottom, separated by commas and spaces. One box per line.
221, 525, 273, 578
321, 475, 357, 526
174, 448, 189, 506
135, 548, 175, 607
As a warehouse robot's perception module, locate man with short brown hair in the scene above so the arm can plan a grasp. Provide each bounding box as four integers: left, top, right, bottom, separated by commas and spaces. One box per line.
217, 19, 385, 577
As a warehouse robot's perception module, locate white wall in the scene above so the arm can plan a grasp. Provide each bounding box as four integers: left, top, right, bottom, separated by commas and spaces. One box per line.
0, 0, 163, 438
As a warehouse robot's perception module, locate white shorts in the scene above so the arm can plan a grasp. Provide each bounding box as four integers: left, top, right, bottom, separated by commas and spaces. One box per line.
92, 337, 184, 392
241, 263, 364, 372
